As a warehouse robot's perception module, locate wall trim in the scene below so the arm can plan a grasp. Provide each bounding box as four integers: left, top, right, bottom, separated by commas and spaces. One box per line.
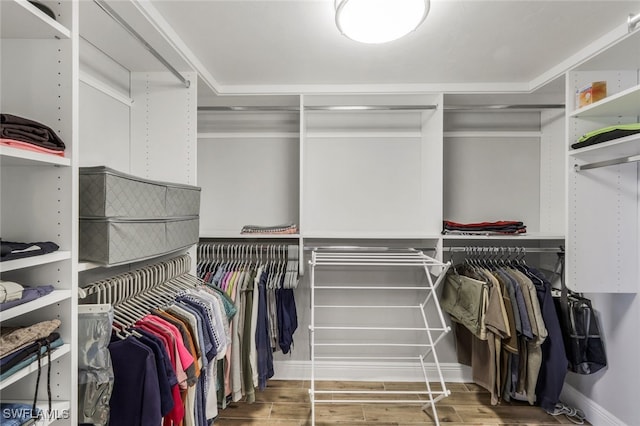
560, 384, 627, 426
272, 360, 472, 383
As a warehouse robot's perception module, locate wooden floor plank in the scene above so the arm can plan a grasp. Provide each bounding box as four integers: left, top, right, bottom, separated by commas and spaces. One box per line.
214, 381, 590, 425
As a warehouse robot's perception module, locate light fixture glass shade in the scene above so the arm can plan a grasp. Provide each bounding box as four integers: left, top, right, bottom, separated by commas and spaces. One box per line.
335, 0, 430, 44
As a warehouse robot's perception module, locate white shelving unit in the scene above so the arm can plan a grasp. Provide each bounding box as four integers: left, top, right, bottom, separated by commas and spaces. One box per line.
566, 29, 640, 293
0, 1, 77, 423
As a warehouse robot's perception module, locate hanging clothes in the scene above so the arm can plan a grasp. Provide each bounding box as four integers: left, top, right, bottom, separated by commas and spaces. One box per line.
441, 248, 567, 410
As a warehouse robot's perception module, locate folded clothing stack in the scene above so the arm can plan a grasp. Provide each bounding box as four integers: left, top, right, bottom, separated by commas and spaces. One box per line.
240, 223, 299, 235
0, 113, 66, 156
442, 220, 527, 235
571, 123, 640, 150
0, 241, 59, 261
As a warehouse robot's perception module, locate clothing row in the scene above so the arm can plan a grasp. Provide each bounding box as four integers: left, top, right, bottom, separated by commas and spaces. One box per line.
197, 260, 298, 405
107, 285, 232, 426
441, 261, 567, 412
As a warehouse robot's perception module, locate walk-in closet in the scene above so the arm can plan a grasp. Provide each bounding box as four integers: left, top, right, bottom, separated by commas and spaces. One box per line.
1, 1, 639, 425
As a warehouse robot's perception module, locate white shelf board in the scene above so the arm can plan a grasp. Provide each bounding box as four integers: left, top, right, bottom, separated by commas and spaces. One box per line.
306, 131, 422, 139
0, 251, 72, 273
0, 290, 71, 322
76, 261, 104, 272
442, 233, 565, 240
1, 0, 71, 39
0, 146, 71, 167
302, 232, 442, 240
569, 133, 640, 163
0, 344, 70, 391
198, 132, 299, 139
443, 131, 541, 138
570, 84, 640, 118
2, 400, 71, 426
200, 231, 301, 239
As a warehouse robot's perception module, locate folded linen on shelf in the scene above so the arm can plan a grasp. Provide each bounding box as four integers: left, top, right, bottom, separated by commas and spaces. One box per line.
0, 280, 24, 303
0, 319, 61, 357
442, 220, 527, 235
0, 138, 66, 157
240, 223, 298, 234
571, 123, 640, 149
0, 285, 55, 312
0, 113, 65, 152
0, 241, 59, 261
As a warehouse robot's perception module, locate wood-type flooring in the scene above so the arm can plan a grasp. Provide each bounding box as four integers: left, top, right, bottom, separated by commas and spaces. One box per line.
214, 380, 589, 425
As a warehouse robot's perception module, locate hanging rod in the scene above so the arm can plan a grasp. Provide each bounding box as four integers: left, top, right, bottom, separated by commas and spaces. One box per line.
444, 247, 563, 253
198, 106, 300, 112
305, 105, 437, 111
574, 154, 640, 172
629, 11, 640, 32
444, 104, 565, 111
93, 0, 191, 88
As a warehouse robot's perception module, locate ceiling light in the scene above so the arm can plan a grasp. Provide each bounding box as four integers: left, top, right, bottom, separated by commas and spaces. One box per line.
335, 0, 430, 44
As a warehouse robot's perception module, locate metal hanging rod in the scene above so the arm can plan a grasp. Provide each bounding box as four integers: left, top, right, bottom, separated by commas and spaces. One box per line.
198, 105, 438, 112
198, 104, 563, 112
444, 104, 565, 111
444, 246, 563, 253
575, 154, 640, 172
198, 106, 300, 112
93, 0, 190, 88
629, 11, 640, 32
305, 105, 437, 111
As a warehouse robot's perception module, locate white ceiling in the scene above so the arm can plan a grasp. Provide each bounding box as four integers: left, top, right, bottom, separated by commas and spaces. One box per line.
149, 0, 640, 95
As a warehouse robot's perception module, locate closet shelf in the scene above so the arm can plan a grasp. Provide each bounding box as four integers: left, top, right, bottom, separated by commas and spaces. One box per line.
0, 146, 71, 167
569, 133, 640, 163
442, 233, 565, 240
0, 251, 72, 273
199, 231, 301, 240
1, 0, 71, 39
0, 344, 71, 391
1, 400, 71, 425
569, 84, 640, 118
303, 232, 441, 240
443, 131, 541, 138
0, 290, 72, 322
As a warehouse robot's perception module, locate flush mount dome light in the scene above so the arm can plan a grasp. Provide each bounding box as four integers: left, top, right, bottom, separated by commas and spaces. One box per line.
335, 0, 430, 44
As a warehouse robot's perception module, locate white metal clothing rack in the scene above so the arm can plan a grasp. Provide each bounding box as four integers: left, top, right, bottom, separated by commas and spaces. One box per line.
308, 247, 452, 426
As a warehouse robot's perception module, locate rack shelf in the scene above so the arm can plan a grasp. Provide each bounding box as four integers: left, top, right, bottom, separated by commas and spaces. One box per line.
0, 344, 71, 391
442, 233, 565, 240
0, 251, 72, 273
569, 133, 640, 163
570, 84, 640, 118
0, 290, 71, 322
0, 0, 71, 39
199, 231, 301, 239
0, 146, 71, 167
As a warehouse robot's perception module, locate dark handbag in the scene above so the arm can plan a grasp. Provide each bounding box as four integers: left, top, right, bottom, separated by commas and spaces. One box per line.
552, 253, 607, 375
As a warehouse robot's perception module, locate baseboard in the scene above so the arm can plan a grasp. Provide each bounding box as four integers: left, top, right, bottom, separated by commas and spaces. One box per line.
560, 384, 627, 426
272, 360, 472, 383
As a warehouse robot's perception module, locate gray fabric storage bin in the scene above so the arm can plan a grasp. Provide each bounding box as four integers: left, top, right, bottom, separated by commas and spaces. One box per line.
80, 166, 200, 218
79, 217, 199, 266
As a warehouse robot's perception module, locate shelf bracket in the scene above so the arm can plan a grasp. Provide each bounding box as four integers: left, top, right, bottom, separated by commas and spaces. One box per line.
574, 154, 640, 172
